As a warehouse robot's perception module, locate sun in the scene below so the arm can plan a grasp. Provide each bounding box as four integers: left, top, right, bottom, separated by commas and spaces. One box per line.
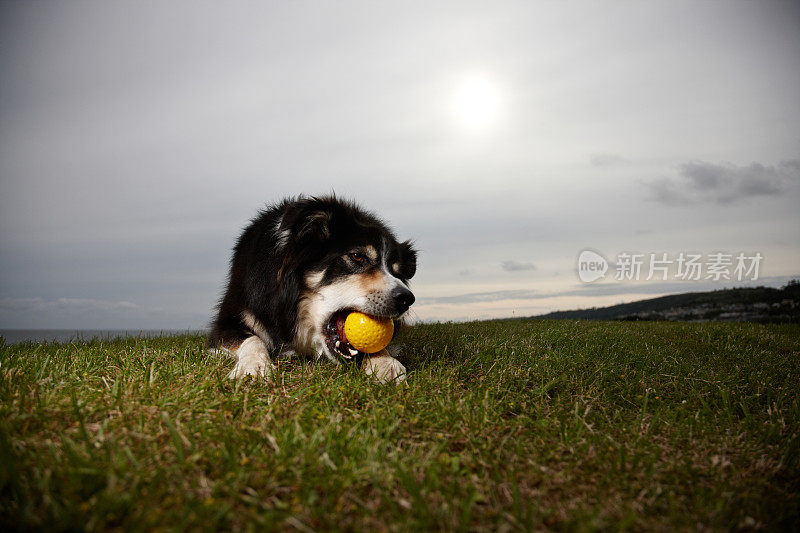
451, 75, 502, 130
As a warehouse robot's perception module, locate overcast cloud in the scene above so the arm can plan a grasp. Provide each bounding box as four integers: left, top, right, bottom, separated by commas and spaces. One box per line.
645, 159, 800, 205
1, 1, 799, 328
590, 154, 631, 168
501, 260, 537, 272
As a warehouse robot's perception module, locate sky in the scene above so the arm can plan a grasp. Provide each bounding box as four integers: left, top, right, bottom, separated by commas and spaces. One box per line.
1, 1, 799, 329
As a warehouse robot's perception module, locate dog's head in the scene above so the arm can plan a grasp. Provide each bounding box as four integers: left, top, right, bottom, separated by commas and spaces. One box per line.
277, 196, 417, 362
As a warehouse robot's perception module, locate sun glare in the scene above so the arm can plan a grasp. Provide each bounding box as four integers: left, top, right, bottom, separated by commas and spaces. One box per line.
451, 75, 502, 130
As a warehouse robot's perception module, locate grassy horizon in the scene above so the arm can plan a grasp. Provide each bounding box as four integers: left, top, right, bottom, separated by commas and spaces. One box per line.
1, 320, 799, 530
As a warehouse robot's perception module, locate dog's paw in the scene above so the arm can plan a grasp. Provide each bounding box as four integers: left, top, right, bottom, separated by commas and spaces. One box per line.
227, 356, 277, 380
363, 355, 407, 385
227, 336, 277, 380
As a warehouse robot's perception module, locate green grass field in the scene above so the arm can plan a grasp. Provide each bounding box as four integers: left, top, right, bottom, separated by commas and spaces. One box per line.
2, 320, 799, 531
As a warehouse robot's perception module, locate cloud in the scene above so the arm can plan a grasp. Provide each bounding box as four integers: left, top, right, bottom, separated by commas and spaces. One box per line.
0, 297, 138, 313
415, 275, 799, 308
501, 260, 536, 272
418, 289, 540, 305
590, 154, 630, 167
1, 3, 799, 328
644, 159, 799, 205
419, 285, 672, 306
0, 297, 147, 329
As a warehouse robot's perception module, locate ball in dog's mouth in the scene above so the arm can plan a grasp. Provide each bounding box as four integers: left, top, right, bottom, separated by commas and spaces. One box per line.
324, 310, 363, 361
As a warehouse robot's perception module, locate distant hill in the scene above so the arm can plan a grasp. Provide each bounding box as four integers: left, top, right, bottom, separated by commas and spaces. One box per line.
532, 281, 800, 323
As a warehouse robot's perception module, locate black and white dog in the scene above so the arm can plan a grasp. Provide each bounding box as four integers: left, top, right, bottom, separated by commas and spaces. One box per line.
208, 195, 417, 384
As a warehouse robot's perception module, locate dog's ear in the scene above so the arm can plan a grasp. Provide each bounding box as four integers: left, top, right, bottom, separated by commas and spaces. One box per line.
296, 209, 332, 241
276, 202, 334, 287
398, 239, 417, 280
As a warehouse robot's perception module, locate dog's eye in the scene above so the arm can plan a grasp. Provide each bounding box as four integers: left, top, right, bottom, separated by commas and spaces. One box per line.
349, 252, 366, 263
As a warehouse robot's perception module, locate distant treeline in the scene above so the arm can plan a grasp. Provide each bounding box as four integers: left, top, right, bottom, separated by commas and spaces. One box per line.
531, 280, 800, 323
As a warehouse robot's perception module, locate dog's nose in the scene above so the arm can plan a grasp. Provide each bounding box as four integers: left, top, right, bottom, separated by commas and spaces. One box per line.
391, 286, 415, 312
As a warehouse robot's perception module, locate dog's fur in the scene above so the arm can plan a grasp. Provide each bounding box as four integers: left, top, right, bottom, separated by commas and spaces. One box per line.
208, 195, 417, 384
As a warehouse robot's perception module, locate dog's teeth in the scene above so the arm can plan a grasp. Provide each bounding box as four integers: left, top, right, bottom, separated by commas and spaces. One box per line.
342, 353, 352, 360
349, 348, 358, 356
335, 340, 340, 348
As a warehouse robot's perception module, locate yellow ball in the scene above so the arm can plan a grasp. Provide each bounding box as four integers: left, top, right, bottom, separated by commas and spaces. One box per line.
344, 312, 394, 353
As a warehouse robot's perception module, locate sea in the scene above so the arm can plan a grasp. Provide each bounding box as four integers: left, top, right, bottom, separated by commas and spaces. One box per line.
0, 329, 205, 345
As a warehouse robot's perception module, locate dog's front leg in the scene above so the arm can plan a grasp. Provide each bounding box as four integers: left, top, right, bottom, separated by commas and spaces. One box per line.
362, 349, 406, 385
228, 335, 277, 380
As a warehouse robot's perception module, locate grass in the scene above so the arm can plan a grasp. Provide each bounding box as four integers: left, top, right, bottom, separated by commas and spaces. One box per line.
1, 320, 799, 531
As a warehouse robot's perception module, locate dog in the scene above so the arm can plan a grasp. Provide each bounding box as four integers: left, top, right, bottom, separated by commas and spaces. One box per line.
207, 195, 417, 384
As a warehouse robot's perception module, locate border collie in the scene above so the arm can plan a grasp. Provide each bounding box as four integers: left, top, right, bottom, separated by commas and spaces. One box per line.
208, 195, 417, 384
